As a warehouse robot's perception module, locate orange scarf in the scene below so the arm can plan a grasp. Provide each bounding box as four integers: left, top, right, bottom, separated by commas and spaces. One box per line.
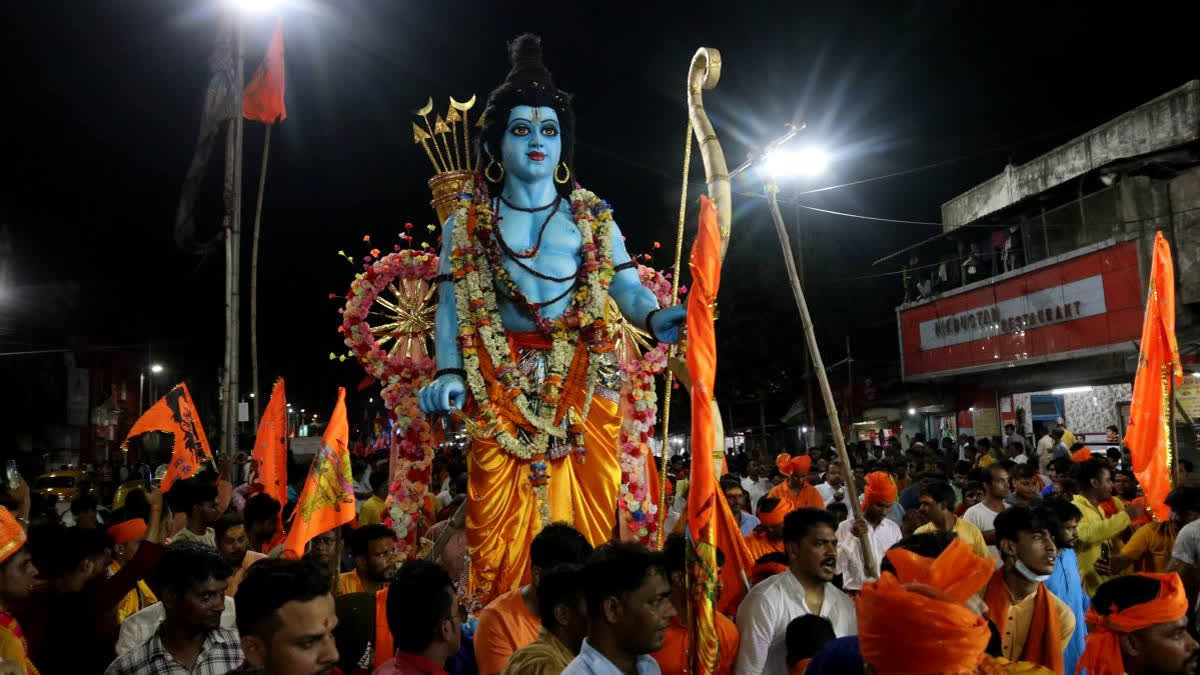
981, 568, 1062, 673
373, 586, 393, 668
1077, 572, 1187, 675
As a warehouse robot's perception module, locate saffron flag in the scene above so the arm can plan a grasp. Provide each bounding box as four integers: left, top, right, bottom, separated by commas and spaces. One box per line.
1124, 231, 1182, 522
283, 387, 356, 559
243, 18, 287, 124
250, 378, 288, 507
121, 383, 213, 493
686, 195, 723, 675
174, 20, 238, 247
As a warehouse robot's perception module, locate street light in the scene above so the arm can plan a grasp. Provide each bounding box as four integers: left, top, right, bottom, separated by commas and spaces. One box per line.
150, 364, 164, 374
764, 146, 828, 179
227, 0, 279, 12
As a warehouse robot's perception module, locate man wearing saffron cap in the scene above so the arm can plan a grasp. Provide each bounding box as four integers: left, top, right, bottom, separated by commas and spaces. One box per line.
107, 518, 158, 622
976, 506, 1075, 671
1077, 572, 1198, 675
768, 454, 825, 514
0, 506, 38, 675
834, 471, 901, 592
744, 497, 790, 563
856, 536, 1054, 674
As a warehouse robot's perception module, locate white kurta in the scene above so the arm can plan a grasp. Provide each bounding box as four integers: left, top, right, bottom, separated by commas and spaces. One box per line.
835, 516, 902, 591
734, 569, 857, 675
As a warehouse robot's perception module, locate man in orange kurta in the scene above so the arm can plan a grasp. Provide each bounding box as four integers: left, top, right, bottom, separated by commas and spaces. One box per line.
653, 534, 740, 674
473, 524, 593, 675
768, 454, 825, 513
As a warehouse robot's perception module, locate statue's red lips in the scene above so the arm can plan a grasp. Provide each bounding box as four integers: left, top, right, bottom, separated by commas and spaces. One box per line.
527, 151, 545, 161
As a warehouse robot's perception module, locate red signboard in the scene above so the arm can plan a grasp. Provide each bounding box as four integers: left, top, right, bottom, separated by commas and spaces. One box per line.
898, 240, 1142, 380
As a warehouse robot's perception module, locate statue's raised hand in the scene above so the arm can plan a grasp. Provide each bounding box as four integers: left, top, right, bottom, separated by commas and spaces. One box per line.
419, 374, 465, 414
650, 305, 687, 344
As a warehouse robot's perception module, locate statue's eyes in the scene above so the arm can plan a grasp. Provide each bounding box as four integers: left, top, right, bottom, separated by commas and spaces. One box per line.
541, 126, 558, 137
510, 124, 530, 136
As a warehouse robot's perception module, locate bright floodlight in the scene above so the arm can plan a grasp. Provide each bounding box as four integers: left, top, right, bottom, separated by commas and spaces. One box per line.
228, 0, 279, 12
150, 364, 164, 374
908, 408, 916, 416
765, 146, 828, 178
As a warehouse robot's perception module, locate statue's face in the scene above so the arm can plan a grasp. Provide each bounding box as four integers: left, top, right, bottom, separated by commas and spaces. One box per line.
500, 105, 561, 184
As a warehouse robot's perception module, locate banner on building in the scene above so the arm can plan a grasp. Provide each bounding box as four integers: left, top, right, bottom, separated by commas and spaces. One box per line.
898, 240, 1142, 380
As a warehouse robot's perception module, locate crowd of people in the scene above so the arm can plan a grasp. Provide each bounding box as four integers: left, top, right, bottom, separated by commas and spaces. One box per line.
1, 423, 1199, 674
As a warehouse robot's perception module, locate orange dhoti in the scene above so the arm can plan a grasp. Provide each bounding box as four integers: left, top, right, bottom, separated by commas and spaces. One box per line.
465, 331, 621, 605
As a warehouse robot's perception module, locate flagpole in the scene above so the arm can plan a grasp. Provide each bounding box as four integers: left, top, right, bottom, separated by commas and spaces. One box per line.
250, 123, 272, 425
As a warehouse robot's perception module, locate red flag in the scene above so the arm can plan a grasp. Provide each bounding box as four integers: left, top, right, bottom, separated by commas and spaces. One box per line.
121, 383, 213, 492
250, 378, 288, 507
283, 388, 356, 559
243, 18, 286, 124
1125, 231, 1182, 521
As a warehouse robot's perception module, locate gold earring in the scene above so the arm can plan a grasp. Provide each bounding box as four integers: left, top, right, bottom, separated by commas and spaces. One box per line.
484, 157, 504, 182
554, 163, 571, 184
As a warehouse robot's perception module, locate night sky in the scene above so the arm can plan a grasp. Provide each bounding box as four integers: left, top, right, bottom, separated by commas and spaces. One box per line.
2, 1, 1196, 432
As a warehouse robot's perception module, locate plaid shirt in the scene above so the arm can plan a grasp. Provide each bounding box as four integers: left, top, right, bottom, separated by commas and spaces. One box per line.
104, 626, 243, 675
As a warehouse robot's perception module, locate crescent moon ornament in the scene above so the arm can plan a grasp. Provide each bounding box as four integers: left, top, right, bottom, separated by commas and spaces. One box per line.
449, 94, 477, 111
416, 97, 434, 116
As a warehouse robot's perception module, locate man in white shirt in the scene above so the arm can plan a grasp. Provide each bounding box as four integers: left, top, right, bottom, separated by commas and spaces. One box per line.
835, 472, 902, 591
815, 460, 851, 510
736, 508, 856, 674
741, 460, 771, 515
964, 463, 1011, 564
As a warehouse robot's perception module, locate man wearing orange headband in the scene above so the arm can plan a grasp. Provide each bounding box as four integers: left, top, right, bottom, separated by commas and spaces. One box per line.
1078, 572, 1197, 675
0, 506, 38, 675
107, 518, 158, 623
744, 497, 790, 563
834, 471, 901, 592
768, 454, 825, 514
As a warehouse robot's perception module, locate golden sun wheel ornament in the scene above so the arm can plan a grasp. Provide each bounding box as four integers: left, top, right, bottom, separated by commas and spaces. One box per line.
342, 249, 439, 379
370, 275, 437, 361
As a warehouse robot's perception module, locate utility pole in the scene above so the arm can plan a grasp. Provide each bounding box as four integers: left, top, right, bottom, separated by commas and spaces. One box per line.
795, 200, 816, 438
846, 335, 854, 437
221, 20, 244, 458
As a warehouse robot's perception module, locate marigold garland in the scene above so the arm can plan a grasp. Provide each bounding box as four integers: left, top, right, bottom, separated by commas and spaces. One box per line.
449, 178, 615, 461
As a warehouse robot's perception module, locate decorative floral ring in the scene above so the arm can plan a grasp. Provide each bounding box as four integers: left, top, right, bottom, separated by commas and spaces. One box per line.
342, 248, 440, 381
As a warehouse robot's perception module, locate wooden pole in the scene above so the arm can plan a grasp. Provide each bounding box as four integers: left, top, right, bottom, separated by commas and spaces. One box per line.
763, 179, 877, 578
250, 124, 272, 426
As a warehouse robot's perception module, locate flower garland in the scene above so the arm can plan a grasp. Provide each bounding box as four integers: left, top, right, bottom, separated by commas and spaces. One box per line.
342, 247, 439, 558
449, 179, 615, 461
616, 265, 682, 547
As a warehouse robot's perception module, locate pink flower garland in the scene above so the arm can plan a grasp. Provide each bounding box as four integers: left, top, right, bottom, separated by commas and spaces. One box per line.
342, 248, 439, 558
616, 265, 682, 547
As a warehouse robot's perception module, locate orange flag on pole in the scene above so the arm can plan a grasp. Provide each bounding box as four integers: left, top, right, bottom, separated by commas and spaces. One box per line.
686, 195, 723, 675
282, 388, 356, 559
121, 383, 213, 493
243, 18, 287, 124
1125, 231, 1182, 522
250, 378, 288, 506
